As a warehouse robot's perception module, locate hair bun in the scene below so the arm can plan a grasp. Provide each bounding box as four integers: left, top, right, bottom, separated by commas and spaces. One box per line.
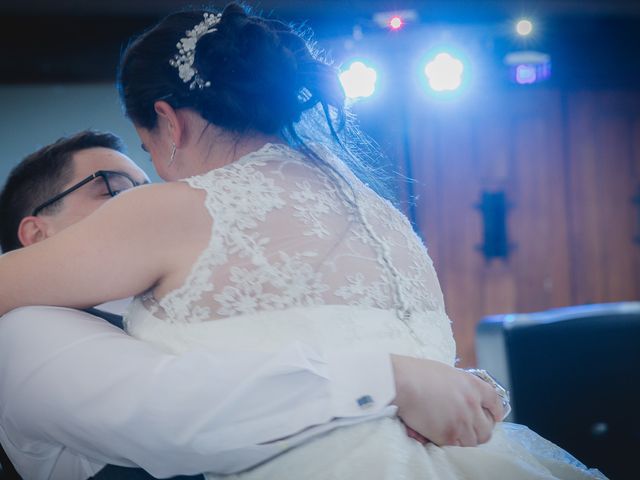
195, 12, 304, 131
220, 3, 247, 21
120, 3, 344, 135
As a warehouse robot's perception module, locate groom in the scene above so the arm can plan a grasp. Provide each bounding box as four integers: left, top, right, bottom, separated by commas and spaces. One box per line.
0, 131, 502, 480
0, 130, 398, 480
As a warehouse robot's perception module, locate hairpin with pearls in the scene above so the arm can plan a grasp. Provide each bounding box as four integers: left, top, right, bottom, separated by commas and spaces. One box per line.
169, 12, 222, 90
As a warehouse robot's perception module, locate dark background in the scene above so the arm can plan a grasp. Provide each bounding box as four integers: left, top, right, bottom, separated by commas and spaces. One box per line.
1, 0, 640, 88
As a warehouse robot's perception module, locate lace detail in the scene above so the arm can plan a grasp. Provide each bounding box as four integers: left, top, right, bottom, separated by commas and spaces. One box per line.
136, 143, 454, 360
215, 252, 329, 316
290, 177, 345, 238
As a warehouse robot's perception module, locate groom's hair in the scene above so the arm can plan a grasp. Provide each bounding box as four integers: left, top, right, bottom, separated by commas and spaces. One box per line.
0, 130, 127, 253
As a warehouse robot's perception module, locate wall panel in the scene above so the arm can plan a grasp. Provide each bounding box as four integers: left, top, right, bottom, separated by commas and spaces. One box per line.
399, 89, 639, 365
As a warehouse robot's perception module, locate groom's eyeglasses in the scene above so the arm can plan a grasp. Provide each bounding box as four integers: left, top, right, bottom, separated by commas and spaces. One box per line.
32, 170, 144, 216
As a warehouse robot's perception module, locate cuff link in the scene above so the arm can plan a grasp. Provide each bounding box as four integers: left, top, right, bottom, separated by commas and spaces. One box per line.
357, 394, 375, 409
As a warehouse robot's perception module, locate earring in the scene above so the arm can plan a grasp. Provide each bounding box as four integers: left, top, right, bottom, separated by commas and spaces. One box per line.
168, 142, 177, 166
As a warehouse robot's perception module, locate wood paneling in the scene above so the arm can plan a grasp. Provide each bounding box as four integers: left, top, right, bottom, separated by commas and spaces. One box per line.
510, 91, 572, 314
566, 92, 640, 304
392, 89, 640, 366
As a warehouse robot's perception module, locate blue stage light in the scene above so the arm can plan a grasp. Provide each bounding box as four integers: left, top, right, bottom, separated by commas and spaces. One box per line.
423, 52, 464, 92
339, 61, 378, 99
504, 51, 552, 85
515, 64, 537, 84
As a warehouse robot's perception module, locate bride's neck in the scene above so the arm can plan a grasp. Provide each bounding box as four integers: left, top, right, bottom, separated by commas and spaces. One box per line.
176, 120, 284, 178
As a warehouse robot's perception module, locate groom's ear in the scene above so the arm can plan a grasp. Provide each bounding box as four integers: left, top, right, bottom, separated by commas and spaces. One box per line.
17, 216, 52, 247
153, 100, 185, 147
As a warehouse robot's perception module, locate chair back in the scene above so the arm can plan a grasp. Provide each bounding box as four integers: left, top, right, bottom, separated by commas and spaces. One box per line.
476, 302, 640, 480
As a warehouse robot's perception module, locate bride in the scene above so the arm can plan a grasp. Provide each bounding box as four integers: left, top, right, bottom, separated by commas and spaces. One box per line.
0, 4, 605, 479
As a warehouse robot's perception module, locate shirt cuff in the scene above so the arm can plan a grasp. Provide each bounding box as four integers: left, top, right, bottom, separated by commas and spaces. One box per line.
324, 351, 396, 418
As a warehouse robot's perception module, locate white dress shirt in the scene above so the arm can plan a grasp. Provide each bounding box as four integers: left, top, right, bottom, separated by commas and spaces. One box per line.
0, 306, 396, 480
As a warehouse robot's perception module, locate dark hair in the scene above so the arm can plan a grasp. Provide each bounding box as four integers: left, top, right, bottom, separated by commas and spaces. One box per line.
118, 3, 394, 201
0, 130, 126, 253
118, 3, 344, 136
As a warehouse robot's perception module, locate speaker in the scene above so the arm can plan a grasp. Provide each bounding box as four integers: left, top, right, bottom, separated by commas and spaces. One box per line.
476, 302, 640, 480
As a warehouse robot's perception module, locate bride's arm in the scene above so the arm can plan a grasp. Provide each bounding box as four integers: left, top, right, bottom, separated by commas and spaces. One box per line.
0, 183, 193, 315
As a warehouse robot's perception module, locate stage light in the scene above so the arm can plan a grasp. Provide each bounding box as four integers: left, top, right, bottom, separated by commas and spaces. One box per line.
373, 10, 417, 29
516, 19, 533, 36
504, 51, 551, 85
339, 61, 378, 99
389, 16, 403, 30
424, 53, 464, 92
515, 65, 536, 84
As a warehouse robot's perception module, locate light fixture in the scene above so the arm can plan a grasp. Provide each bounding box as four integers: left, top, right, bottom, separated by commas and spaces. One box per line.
424, 52, 465, 92
504, 51, 551, 84
339, 61, 378, 99
389, 16, 403, 30
373, 10, 418, 30
516, 19, 533, 36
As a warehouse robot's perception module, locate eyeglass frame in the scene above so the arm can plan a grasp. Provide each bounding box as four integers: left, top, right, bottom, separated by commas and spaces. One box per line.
32, 170, 143, 216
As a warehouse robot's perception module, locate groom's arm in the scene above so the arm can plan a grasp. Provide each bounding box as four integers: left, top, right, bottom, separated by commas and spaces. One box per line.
0, 306, 395, 478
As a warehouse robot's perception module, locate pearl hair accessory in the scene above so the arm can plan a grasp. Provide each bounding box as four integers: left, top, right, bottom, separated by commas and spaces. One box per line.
169, 12, 222, 90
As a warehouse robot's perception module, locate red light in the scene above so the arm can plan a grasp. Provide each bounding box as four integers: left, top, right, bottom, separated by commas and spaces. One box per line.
389, 16, 403, 30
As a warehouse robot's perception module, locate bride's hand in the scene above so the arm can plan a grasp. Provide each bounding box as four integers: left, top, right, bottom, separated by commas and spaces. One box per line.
390, 355, 504, 447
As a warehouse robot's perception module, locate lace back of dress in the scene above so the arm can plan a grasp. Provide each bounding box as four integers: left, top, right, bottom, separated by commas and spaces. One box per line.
144, 144, 446, 333
307, 155, 429, 346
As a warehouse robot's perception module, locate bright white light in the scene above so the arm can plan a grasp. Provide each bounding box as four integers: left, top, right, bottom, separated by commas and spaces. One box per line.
339, 61, 378, 99
516, 19, 533, 36
424, 53, 464, 92
389, 16, 403, 30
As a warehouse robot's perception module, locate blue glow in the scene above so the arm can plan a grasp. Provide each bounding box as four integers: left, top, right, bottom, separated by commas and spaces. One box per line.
339, 61, 378, 99
424, 52, 464, 92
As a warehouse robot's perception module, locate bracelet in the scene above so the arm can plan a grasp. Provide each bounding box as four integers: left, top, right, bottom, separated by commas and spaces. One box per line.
464, 368, 511, 420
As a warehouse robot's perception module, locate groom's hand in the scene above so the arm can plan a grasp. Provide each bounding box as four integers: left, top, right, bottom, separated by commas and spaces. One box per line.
390, 355, 504, 447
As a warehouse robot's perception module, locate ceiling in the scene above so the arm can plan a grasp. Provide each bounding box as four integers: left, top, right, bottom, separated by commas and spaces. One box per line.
1, 1, 639, 86
3, 0, 640, 18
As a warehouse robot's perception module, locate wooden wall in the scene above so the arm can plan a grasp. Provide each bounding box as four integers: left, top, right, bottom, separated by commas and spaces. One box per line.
362, 89, 640, 366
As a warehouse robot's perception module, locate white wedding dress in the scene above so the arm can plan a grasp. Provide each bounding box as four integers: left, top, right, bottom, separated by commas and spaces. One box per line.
124, 143, 606, 479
